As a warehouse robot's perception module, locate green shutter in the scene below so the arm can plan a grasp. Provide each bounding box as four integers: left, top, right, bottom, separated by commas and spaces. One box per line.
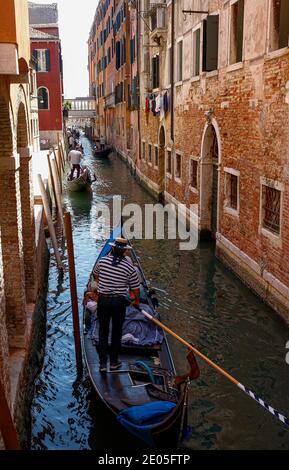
279, 0, 289, 49
195, 29, 200, 76
236, 0, 244, 62
204, 15, 219, 72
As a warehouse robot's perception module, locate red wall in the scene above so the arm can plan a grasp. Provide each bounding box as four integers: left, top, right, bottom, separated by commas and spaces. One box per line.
31, 40, 63, 132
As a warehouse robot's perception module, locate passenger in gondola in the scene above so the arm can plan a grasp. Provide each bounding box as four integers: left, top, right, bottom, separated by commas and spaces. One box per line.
69, 135, 75, 149
83, 289, 98, 331
68, 144, 83, 180
93, 238, 140, 373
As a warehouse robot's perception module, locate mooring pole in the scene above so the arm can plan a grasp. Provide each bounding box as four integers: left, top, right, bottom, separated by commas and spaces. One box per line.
53, 148, 62, 190
47, 153, 58, 211
0, 380, 21, 450
37, 174, 63, 271
63, 212, 83, 374
51, 158, 65, 235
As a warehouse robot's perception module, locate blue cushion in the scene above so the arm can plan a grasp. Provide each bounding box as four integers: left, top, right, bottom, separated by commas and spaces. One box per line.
118, 401, 176, 426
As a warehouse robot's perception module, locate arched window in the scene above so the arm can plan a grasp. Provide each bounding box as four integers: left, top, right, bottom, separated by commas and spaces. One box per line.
37, 87, 49, 110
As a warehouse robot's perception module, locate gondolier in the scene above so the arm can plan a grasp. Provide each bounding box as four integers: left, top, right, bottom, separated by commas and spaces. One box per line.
93, 238, 140, 373
68, 145, 83, 180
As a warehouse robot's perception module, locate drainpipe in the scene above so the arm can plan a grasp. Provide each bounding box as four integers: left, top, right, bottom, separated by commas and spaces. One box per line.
170, 0, 175, 142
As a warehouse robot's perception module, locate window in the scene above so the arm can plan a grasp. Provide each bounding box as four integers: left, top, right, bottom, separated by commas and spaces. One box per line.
148, 144, 152, 163
190, 159, 198, 189
33, 49, 51, 72
116, 41, 121, 69
270, 0, 289, 51
192, 29, 201, 77
262, 185, 281, 235
203, 15, 219, 71
37, 87, 49, 109
225, 170, 239, 212
154, 146, 159, 167
142, 141, 146, 160
130, 36, 136, 64
177, 40, 183, 81
166, 150, 172, 174
152, 55, 160, 89
230, 0, 244, 64
175, 153, 182, 180
108, 47, 111, 64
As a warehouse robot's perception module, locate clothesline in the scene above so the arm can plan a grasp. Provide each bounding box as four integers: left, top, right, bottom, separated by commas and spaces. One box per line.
145, 90, 170, 118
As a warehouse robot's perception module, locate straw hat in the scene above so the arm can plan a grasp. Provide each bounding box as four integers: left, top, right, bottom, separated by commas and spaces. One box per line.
109, 237, 132, 250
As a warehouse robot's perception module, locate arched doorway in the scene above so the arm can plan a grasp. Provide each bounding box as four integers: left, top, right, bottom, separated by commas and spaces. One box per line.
200, 122, 221, 239
158, 126, 166, 203
0, 96, 27, 348
17, 101, 37, 303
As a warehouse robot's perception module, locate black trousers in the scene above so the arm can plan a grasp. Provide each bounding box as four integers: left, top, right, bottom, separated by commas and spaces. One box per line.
97, 296, 127, 365
70, 164, 80, 179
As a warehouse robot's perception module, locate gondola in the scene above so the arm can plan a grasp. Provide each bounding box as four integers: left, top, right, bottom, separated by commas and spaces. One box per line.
67, 167, 92, 192
83, 225, 194, 448
93, 146, 113, 158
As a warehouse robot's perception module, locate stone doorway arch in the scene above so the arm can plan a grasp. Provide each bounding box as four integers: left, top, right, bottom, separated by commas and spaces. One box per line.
158, 125, 166, 203
200, 120, 221, 239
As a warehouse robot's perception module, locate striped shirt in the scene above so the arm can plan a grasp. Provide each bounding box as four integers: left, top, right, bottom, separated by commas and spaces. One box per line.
93, 254, 140, 296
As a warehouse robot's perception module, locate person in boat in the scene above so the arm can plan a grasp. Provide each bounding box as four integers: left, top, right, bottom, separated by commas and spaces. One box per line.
100, 135, 106, 150
68, 144, 83, 180
93, 238, 140, 373
83, 289, 98, 331
69, 135, 75, 149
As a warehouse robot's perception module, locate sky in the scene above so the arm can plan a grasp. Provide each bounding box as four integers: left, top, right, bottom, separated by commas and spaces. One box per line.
33, 0, 98, 98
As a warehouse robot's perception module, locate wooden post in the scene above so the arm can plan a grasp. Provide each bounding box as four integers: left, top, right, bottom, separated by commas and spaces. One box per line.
47, 153, 58, 211
58, 147, 65, 173
58, 133, 66, 166
0, 379, 21, 450
37, 174, 63, 271
53, 149, 62, 192
51, 158, 64, 233
63, 212, 83, 374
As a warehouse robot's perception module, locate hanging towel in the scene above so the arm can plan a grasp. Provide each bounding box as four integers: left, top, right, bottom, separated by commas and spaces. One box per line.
145, 97, 150, 113
155, 94, 161, 114
160, 95, 165, 120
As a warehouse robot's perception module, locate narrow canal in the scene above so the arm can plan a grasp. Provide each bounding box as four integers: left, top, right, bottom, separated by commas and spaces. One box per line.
31, 137, 289, 450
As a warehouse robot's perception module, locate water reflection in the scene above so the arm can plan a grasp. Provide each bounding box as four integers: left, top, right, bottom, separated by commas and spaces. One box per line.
31, 137, 289, 451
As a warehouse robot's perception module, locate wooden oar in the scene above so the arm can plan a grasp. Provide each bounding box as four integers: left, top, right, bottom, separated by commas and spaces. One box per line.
141, 310, 289, 430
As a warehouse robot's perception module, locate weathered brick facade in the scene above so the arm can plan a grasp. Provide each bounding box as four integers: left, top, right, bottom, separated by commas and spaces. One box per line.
88, 0, 139, 160
0, 0, 39, 448
88, 0, 289, 318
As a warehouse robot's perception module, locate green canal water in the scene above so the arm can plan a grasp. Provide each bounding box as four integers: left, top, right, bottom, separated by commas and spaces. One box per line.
31, 137, 289, 450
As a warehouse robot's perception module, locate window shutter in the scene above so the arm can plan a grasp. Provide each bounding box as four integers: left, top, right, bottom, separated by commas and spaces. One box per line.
236, 0, 244, 62
123, 38, 126, 65
33, 49, 39, 72
203, 20, 207, 72
156, 55, 159, 87
116, 41, 120, 69
279, 0, 289, 48
195, 29, 200, 76
203, 15, 219, 72
152, 57, 156, 88
45, 49, 51, 72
